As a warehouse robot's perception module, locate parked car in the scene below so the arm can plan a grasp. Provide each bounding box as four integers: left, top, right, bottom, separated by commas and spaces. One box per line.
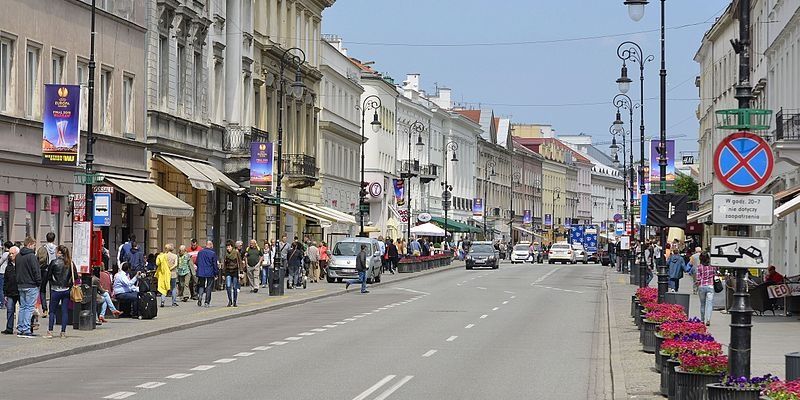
510, 243, 531, 264
466, 241, 499, 269
326, 237, 383, 283
548, 242, 576, 264
572, 243, 589, 264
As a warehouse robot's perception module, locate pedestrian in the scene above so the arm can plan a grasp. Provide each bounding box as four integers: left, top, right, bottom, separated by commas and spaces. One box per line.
695, 252, 717, 326
278, 235, 290, 266
15, 237, 41, 338
688, 246, 702, 294
195, 241, 218, 307
306, 241, 320, 283
117, 234, 135, 267
44, 245, 76, 338
261, 239, 274, 288
176, 245, 194, 302
376, 235, 386, 272
386, 239, 399, 274
36, 232, 58, 318
127, 240, 145, 274
187, 239, 202, 300
287, 241, 304, 289
223, 240, 242, 307
644, 242, 655, 285
0, 241, 10, 309
397, 239, 406, 257
155, 244, 179, 308
113, 263, 141, 317
2, 246, 20, 335
244, 239, 262, 293
93, 266, 121, 323
318, 241, 329, 280
145, 253, 157, 273
409, 237, 421, 256
345, 244, 369, 294
667, 249, 688, 292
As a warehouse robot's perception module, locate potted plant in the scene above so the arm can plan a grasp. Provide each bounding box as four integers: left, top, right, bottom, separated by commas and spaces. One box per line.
662, 356, 682, 397
658, 334, 720, 371
761, 378, 800, 400
706, 374, 780, 400
675, 354, 729, 400
641, 304, 686, 353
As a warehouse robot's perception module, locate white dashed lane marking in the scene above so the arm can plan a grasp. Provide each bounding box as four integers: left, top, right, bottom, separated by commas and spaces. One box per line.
311, 328, 327, 332
446, 336, 458, 342
502, 301, 509, 304
492, 307, 499, 311
104, 392, 136, 399
270, 341, 288, 346
165, 373, 192, 379
252, 346, 272, 351
324, 324, 338, 328
298, 332, 315, 336
191, 365, 215, 371
352, 375, 396, 400
234, 352, 254, 357
285, 336, 303, 341
480, 314, 488, 319
214, 358, 237, 364
465, 324, 475, 329
373, 375, 414, 400
136, 382, 166, 389
422, 350, 438, 357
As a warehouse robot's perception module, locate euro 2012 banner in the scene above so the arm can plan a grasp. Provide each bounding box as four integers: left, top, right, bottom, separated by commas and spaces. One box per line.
42, 84, 81, 166
250, 142, 274, 194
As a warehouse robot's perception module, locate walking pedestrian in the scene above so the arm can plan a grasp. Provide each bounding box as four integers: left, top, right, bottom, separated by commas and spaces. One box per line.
387, 239, 399, 274
176, 245, 194, 302
345, 244, 369, 294
287, 241, 303, 289
0, 241, 10, 309
44, 245, 75, 338
667, 250, 688, 292
195, 241, 218, 307
2, 246, 20, 335
35, 232, 57, 318
155, 244, 178, 307
15, 237, 41, 338
695, 252, 717, 326
223, 241, 242, 307
117, 234, 135, 266
261, 239, 274, 288
187, 239, 202, 300
376, 235, 386, 272
306, 241, 320, 283
318, 241, 329, 280
244, 240, 262, 293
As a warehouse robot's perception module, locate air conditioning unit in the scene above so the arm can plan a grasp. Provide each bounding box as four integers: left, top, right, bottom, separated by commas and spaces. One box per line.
41, 195, 52, 211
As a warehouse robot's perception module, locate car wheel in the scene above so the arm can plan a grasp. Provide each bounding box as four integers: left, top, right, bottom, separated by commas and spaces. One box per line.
326, 276, 335, 283
466, 266, 473, 270
583, 260, 588, 264
549, 260, 554, 264
336, 278, 342, 283
492, 264, 499, 269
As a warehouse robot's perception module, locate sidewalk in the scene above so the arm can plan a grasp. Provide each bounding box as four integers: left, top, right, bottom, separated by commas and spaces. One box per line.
605, 268, 800, 399
0, 262, 462, 371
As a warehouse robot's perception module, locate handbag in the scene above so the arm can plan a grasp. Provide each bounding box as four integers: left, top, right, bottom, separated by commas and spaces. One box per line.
713, 276, 724, 293
69, 263, 84, 303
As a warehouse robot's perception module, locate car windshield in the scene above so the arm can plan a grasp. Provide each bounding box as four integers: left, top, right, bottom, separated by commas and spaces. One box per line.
332, 242, 363, 256
470, 244, 495, 253
514, 244, 529, 251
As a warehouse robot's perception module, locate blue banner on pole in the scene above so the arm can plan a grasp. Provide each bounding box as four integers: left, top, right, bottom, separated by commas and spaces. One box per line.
640, 194, 649, 226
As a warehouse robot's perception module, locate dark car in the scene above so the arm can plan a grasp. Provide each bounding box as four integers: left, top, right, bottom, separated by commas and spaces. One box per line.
599, 249, 611, 266
465, 241, 499, 270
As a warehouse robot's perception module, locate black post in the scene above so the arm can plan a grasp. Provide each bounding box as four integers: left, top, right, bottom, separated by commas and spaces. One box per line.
654, 0, 669, 303
483, 160, 496, 240
359, 95, 381, 237
729, 0, 754, 379
83, 0, 96, 279
443, 141, 458, 243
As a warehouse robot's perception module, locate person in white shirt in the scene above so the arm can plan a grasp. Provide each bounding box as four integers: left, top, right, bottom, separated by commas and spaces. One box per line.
113, 263, 140, 317
260, 239, 275, 288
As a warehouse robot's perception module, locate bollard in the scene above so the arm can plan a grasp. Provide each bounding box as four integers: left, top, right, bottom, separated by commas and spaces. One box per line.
664, 292, 690, 314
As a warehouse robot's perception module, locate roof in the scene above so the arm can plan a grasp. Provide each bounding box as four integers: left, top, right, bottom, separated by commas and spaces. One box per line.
513, 137, 592, 163
454, 109, 481, 124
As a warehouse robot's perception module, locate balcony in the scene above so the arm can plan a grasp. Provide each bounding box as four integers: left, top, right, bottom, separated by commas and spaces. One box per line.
773, 109, 800, 166
283, 154, 318, 189
223, 125, 269, 153
397, 160, 420, 178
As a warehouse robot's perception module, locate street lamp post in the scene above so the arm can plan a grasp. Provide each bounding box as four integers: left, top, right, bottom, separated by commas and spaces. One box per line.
482, 160, 497, 239
442, 141, 459, 241
404, 121, 426, 249
274, 47, 306, 277
551, 188, 561, 243
359, 95, 382, 237
83, 0, 97, 281
616, 40, 653, 290
612, 93, 640, 275
511, 171, 520, 245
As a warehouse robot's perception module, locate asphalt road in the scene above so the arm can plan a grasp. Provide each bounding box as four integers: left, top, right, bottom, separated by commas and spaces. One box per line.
0, 260, 609, 400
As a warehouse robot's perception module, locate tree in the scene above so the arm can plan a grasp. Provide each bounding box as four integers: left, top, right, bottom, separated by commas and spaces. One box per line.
674, 173, 698, 201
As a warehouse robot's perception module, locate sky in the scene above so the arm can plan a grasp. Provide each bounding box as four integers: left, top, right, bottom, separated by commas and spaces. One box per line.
322, 0, 731, 156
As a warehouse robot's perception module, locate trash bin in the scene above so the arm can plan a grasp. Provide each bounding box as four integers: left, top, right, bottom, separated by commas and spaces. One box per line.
72, 283, 97, 330
665, 292, 690, 314
269, 266, 285, 296
787, 352, 800, 381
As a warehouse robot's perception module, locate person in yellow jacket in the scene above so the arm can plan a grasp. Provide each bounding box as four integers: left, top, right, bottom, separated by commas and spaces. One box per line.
155, 244, 179, 307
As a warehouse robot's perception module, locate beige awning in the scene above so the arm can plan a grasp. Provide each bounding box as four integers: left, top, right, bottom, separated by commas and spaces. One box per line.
304, 204, 357, 225
281, 200, 332, 224
191, 161, 243, 193
687, 207, 712, 224
513, 225, 543, 238
775, 184, 800, 203
775, 194, 800, 219
106, 178, 194, 218
156, 154, 242, 193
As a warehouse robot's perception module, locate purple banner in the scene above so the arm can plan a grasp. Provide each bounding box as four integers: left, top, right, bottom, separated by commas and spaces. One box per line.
472, 198, 484, 217
649, 139, 675, 191
523, 209, 532, 225
544, 214, 552, 227
250, 142, 274, 194
393, 179, 405, 207
42, 84, 81, 165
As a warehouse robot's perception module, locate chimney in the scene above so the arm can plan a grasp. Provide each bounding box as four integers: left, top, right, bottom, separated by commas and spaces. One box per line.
403, 73, 420, 92
432, 87, 452, 110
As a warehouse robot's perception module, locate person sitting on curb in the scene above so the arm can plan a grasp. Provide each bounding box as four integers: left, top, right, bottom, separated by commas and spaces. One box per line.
113, 263, 140, 318
92, 267, 121, 323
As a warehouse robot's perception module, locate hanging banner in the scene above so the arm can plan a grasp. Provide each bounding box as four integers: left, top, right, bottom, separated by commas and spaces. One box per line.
648, 140, 675, 191
250, 142, 274, 194
544, 214, 552, 227
472, 198, 484, 217
393, 179, 405, 207
42, 84, 81, 166
646, 193, 689, 228
523, 209, 532, 225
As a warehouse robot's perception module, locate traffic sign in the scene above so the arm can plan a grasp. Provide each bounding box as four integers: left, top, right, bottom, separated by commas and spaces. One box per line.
712, 194, 774, 226
713, 132, 774, 193
710, 236, 770, 269
613, 213, 622, 223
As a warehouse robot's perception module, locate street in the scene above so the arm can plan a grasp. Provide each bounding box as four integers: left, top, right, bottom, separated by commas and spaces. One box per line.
0, 261, 609, 400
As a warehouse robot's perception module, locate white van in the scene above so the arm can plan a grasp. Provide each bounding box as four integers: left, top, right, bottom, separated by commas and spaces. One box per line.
326, 237, 383, 284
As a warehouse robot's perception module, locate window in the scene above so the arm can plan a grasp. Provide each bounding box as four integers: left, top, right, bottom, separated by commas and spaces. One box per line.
51, 50, 65, 83
48, 197, 61, 243
243, 75, 251, 124
158, 36, 168, 106
0, 193, 8, 243
177, 44, 185, 107
26, 44, 41, 117
193, 52, 201, 115
213, 59, 223, 121
0, 37, 12, 111
25, 194, 36, 238
76, 59, 87, 85
122, 75, 133, 136
99, 68, 111, 132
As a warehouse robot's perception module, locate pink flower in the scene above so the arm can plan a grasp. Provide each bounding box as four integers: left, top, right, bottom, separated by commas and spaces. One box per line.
764, 378, 800, 400
677, 354, 728, 375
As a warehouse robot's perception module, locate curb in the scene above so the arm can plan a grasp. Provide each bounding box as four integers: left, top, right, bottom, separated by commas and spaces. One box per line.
605, 269, 630, 400
0, 262, 463, 372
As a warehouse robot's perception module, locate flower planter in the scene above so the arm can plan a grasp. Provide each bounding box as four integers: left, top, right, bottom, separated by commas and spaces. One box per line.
675, 368, 721, 400
705, 384, 762, 400
641, 320, 660, 353
661, 358, 680, 397
655, 334, 665, 370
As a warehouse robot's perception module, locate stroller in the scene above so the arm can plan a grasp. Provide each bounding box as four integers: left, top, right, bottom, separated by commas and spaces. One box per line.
287, 262, 308, 290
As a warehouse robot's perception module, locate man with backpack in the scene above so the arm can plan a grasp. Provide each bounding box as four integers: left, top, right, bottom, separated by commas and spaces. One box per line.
35, 232, 58, 317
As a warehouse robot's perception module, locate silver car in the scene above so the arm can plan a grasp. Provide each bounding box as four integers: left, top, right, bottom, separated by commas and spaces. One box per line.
572, 243, 589, 264
326, 237, 383, 284
548, 242, 576, 264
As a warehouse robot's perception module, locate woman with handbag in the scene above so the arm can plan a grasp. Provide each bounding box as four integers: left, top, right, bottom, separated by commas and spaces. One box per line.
695, 252, 718, 326
44, 245, 77, 338
223, 241, 242, 307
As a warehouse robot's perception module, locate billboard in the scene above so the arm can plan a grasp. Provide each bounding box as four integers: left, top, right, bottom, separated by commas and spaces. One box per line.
250, 142, 273, 194
523, 209, 532, 225
393, 179, 405, 207
42, 84, 81, 165
649, 139, 675, 191
544, 213, 552, 227
472, 198, 484, 217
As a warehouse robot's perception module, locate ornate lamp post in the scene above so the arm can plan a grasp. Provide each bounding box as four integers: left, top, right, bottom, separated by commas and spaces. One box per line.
510, 171, 521, 245
612, 93, 640, 275
404, 121, 426, 248
442, 141, 459, 241
482, 160, 497, 239
359, 95, 382, 237
550, 188, 561, 243
274, 47, 306, 277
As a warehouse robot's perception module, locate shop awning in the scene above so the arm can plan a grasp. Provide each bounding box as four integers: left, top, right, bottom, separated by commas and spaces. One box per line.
512, 224, 543, 238
411, 222, 446, 237
774, 184, 800, 204
687, 207, 712, 224
106, 178, 194, 218
304, 204, 357, 225
775, 194, 800, 219
430, 216, 482, 233
156, 153, 242, 193
281, 200, 332, 224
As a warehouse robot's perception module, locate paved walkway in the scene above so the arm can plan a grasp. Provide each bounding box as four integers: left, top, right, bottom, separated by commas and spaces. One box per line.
0, 262, 463, 371
606, 267, 800, 399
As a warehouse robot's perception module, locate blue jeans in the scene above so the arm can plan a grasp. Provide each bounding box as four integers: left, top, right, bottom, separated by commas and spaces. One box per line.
698, 285, 714, 323
288, 264, 302, 287
346, 271, 367, 293
48, 290, 70, 333
196, 277, 214, 305
225, 275, 239, 303
162, 278, 177, 305
5, 296, 18, 331
115, 291, 139, 316
99, 292, 118, 316
0, 273, 5, 307
260, 266, 270, 286
17, 287, 39, 334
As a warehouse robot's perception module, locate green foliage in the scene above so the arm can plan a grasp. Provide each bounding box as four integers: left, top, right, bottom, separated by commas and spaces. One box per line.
674, 173, 698, 201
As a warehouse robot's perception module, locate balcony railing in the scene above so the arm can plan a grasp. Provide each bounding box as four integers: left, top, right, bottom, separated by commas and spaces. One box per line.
223, 125, 270, 153
397, 160, 420, 177
775, 109, 800, 141
283, 154, 318, 179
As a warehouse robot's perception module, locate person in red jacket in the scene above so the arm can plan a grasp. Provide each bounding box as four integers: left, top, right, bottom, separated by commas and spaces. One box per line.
765, 266, 784, 285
